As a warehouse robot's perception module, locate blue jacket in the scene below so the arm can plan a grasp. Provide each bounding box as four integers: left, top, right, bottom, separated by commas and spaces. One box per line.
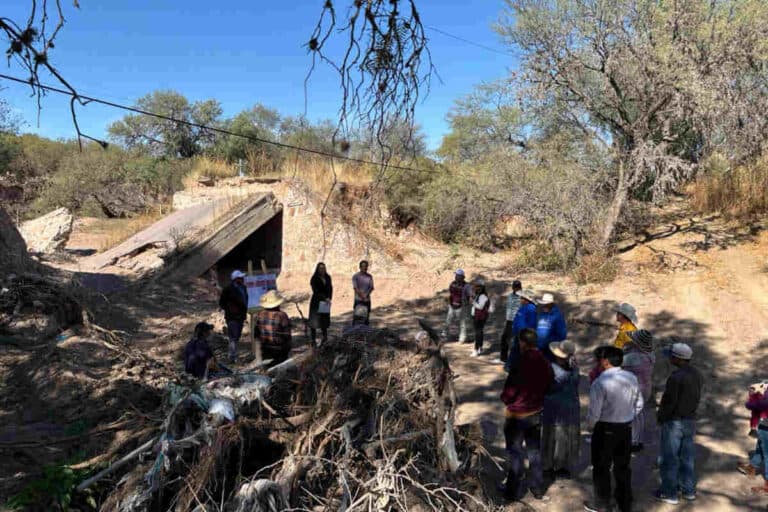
536, 305, 567, 355
505, 302, 539, 371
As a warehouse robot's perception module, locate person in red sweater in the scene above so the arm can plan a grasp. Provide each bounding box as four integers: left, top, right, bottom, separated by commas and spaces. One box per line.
499, 328, 555, 501
748, 381, 768, 437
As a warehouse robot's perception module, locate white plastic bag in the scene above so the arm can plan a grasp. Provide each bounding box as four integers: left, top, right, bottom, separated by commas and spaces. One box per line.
208, 398, 235, 422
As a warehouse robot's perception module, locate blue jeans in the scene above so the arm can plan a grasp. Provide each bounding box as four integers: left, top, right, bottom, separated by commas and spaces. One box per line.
749, 426, 768, 479
226, 320, 244, 359
503, 413, 543, 498
659, 419, 697, 497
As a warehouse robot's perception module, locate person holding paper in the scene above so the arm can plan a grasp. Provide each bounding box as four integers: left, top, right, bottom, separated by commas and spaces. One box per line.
309, 262, 333, 346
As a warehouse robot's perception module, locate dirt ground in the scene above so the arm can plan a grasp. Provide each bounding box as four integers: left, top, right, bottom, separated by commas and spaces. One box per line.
2, 197, 768, 510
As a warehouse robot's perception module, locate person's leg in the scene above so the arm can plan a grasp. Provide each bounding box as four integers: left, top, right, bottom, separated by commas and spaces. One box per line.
591, 423, 613, 509
749, 434, 765, 469
678, 420, 697, 497
363, 300, 371, 325
503, 417, 526, 499
474, 319, 485, 352
321, 327, 328, 343
659, 421, 683, 497
524, 413, 544, 494
310, 327, 317, 345
443, 306, 455, 338
499, 321, 511, 361
226, 320, 243, 361
459, 306, 469, 343
612, 423, 633, 512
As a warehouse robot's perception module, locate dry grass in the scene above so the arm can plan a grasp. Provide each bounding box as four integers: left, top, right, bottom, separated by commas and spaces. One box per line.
93, 206, 169, 251
181, 156, 239, 189
691, 156, 768, 217
571, 251, 620, 285
281, 157, 372, 196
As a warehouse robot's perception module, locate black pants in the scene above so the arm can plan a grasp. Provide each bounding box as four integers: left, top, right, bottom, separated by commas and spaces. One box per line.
263, 345, 290, 367
473, 318, 486, 351
503, 413, 544, 499
499, 321, 513, 360
592, 421, 632, 512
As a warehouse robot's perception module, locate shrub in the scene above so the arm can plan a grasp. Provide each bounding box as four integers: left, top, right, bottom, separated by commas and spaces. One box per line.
571, 251, 620, 285
690, 153, 768, 217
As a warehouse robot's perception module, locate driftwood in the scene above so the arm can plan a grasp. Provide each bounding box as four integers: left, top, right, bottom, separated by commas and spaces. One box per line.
76, 437, 156, 492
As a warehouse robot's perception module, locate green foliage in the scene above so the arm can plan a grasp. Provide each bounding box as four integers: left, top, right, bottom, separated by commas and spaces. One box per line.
6, 462, 93, 511
380, 157, 438, 227
108, 90, 223, 158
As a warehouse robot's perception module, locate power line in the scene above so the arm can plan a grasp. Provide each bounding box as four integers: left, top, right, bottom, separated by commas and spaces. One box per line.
426, 26, 517, 58
0, 73, 441, 175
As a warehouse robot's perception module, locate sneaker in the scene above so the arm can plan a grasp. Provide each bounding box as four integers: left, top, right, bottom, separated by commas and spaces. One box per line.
584, 501, 612, 512
738, 462, 758, 477
470, 349, 479, 357
681, 492, 696, 501
653, 490, 679, 505
529, 487, 549, 501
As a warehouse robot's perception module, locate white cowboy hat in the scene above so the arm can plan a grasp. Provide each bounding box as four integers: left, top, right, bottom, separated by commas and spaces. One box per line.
615, 303, 638, 324
539, 293, 555, 305
550, 340, 575, 359
259, 290, 284, 309
519, 289, 538, 304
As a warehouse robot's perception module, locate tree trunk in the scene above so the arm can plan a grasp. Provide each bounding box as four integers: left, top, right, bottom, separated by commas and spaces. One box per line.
0, 204, 29, 271
601, 160, 630, 246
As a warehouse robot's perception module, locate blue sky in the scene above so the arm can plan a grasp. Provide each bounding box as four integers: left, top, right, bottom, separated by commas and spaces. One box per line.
1, 1, 517, 150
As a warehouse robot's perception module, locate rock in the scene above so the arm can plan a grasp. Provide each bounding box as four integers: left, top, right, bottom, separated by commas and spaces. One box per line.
19, 208, 74, 254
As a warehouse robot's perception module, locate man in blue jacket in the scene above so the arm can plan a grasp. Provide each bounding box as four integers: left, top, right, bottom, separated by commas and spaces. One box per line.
536, 293, 567, 360
504, 289, 538, 371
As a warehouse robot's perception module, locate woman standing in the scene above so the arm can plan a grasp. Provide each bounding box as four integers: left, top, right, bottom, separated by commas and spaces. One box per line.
471, 280, 490, 357
542, 340, 580, 480
622, 329, 655, 452
309, 262, 333, 346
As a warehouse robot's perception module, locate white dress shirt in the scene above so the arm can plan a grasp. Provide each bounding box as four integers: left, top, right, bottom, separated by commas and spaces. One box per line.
587, 366, 644, 429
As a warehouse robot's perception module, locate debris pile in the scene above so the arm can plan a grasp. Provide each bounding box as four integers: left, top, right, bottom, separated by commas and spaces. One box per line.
91, 325, 491, 511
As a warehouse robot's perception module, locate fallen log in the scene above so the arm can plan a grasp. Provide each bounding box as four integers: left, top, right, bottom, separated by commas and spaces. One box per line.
76, 437, 157, 492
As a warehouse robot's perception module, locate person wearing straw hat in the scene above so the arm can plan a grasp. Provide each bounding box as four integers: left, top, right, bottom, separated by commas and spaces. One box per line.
254, 290, 292, 366
219, 269, 249, 362
542, 340, 580, 481
613, 303, 638, 350
442, 269, 473, 343
536, 293, 567, 360
504, 289, 538, 371
654, 342, 702, 505
622, 329, 656, 453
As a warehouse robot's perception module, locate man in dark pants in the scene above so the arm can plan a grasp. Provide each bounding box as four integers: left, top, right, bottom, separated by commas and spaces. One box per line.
498, 279, 522, 363
499, 328, 554, 501
219, 270, 248, 362
352, 260, 374, 325
584, 346, 643, 512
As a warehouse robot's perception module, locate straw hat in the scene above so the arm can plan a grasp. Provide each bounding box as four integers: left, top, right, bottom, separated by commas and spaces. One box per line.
615, 303, 638, 324
519, 289, 538, 304
550, 340, 575, 359
628, 329, 654, 353
259, 290, 284, 309
539, 293, 555, 305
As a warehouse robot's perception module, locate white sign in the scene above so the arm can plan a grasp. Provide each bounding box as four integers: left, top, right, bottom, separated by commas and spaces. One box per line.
244, 274, 277, 309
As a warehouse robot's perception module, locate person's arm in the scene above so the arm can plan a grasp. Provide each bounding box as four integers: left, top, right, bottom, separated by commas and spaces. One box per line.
352, 274, 363, 300
279, 313, 292, 345
218, 287, 228, 310
586, 379, 605, 430
328, 276, 333, 301
657, 374, 680, 423
746, 394, 768, 411
634, 380, 644, 417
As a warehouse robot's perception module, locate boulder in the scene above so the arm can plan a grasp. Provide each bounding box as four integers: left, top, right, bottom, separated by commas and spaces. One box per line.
19, 207, 74, 254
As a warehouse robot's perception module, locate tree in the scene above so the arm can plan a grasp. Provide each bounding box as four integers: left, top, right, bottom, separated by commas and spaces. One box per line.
437, 80, 527, 163
497, 0, 768, 244
108, 90, 222, 158
212, 104, 282, 167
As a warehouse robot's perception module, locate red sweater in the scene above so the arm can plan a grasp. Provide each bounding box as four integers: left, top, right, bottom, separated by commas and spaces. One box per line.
501, 349, 555, 415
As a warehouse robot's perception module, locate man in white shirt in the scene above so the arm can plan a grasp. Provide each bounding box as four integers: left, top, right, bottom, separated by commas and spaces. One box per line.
584, 346, 643, 512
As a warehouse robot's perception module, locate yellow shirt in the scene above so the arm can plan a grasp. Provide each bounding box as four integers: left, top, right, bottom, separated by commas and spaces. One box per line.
614, 321, 637, 349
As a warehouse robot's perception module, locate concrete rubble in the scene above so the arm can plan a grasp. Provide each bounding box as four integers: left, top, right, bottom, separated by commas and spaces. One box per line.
19, 207, 74, 254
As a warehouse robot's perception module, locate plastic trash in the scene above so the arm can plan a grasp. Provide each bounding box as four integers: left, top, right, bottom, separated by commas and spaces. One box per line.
208, 398, 236, 422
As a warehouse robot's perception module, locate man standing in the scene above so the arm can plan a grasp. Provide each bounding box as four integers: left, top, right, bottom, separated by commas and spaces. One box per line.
254, 290, 292, 366
442, 269, 472, 342
218, 270, 248, 362
504, 289, 538, 371
654, 343, 703, 505
498, 279, 522, 363
499, 328, 554, 502
584, 346, 643, 512
352, 260, 374, 325
536, 293, 567, 360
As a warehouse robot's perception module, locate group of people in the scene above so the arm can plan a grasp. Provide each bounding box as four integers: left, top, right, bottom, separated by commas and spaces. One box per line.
489, 277, 703, 512
184, 260, 375, 376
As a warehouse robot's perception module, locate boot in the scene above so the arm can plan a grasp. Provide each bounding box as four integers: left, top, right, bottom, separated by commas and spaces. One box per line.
750, 480, 768, 495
